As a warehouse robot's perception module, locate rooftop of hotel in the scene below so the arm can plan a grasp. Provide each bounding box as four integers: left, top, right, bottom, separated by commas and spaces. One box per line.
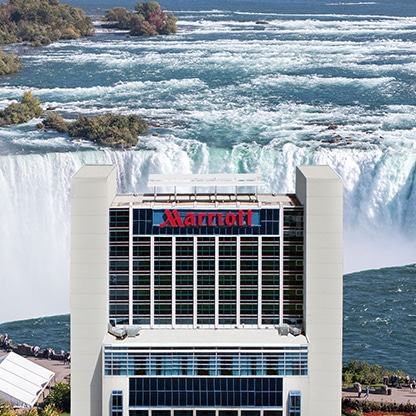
103, 327, 308, 348
112, 173, 300, 208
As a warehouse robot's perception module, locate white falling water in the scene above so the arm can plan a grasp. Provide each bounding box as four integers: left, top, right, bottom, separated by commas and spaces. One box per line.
1, 142, 416, 323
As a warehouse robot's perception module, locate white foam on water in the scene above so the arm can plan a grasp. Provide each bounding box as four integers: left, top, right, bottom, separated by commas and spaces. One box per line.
1, 7, 416, 322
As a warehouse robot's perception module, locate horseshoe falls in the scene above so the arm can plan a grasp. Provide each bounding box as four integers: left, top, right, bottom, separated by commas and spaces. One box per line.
1, 0, 416, 323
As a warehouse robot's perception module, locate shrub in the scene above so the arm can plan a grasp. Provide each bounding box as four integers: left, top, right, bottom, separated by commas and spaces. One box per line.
104, 7, 133, 30
43, 382, 70, 413
0, 48, 22, 75
0, 398, 14, 416
67, 113, 148, 148
0, 90, 42, 125
40, 112, 68, 132
0, 0, 94, 46
342, 360, 406, 386
103, 1, 177, 37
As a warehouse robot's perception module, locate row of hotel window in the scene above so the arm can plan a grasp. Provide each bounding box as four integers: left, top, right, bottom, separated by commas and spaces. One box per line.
104, 351, 308, 377
122, 410, 286, 416
124, 410, 285, 416
128, 377, 283, 407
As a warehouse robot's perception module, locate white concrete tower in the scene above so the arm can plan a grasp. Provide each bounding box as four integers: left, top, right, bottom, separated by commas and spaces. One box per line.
70, 165, 117, 416
296, 165, 343, 416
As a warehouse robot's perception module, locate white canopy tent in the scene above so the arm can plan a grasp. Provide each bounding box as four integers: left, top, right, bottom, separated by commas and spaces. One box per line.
0, 352, 55, 408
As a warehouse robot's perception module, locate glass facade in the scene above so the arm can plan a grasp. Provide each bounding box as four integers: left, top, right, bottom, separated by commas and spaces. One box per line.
109, 206, 304, 329
107, 202, 306, 416
288, 391, 301, 415
111, 390, 123, 416
104, 346, 308, 377
129, 377, 283, 407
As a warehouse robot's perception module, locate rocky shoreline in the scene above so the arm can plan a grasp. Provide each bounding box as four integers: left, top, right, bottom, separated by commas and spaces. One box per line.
0, 333, 69, 363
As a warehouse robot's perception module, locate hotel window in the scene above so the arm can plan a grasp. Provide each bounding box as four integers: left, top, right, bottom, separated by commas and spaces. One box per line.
110, 390, 123, 416
129, 377, 283, 408
109, 208, 130, 329
240, 237, 259, 325
288, 390, 301, 415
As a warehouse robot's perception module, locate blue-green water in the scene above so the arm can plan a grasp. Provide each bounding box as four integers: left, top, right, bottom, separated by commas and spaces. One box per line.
1, 264, 415, 376
0, 0, 416, 376
0, 314, 70, 353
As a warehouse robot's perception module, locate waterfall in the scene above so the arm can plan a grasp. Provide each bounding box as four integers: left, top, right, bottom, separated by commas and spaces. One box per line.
1, 143, 416, 322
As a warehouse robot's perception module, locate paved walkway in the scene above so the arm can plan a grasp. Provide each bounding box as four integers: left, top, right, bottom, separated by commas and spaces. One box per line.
25, 355, 71, 384
343, 386, 416, 404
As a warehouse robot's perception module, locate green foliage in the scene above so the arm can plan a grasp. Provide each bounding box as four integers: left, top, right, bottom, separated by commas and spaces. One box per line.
342, 397, 416, 414
342, 359, 406, 386
0, 0, 94, 46
0, 48, 22, 75
40, 112, 68, 132
4, 93, 148, 148
43, 383, 70, 413
103, 1, 177, 37
0, 90, 42, 126
0, 398, 14, 416
67, 113, 148, 148
104, 7, 133, 30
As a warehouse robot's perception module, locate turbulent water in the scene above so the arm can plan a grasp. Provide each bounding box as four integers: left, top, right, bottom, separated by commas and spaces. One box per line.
0, 0, 416, 334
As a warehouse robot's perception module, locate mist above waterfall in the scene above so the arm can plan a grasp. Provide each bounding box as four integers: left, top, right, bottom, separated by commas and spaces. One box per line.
1, 145, 415, 323
1, 0, 416, 322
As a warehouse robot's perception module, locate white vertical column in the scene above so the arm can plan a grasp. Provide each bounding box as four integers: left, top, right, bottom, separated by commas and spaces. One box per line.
257, 235, 262, 328
279, 202, 284, 326
193, 236, 198, 328
172, 236, 176, 328
214, 235, 219, 328
236, 236, 241, 327
296, 165, 343, 416
150, 235, 155, 328
70, 165, 117, 416
129, 203, 133, 325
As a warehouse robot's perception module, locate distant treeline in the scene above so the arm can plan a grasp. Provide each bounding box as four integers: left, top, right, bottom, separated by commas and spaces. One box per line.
0, 0, 177, 76
0, 0, 93, 75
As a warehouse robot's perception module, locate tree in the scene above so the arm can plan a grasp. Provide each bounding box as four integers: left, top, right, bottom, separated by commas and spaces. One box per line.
0, 48, 22, 75
104, 7, 132, 30
40, 112, 68, 132
67, 113, 148, 148
0, 90, 42, 125
103, 1, 177, 37
342, 360, 405, 386
43, 382, 70, 413
0, 399, 14, 416
0, 0, 94, 46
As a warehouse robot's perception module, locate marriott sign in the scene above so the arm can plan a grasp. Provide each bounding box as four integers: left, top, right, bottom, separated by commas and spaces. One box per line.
157, 209, 255, 228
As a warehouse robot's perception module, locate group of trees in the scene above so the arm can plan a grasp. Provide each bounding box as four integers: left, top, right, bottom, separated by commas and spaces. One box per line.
0, 0, 175, 80
104, 1, 177, 36
0, 91, 147, 148
342, 360, 406, 386
0, 0, 94, 46
0, 0, 176, 75
0, 381, 69, 415
40, 112, 148, 148
0, 91, 42, 125
0, 0, 93, 75
0, 49, 21, 75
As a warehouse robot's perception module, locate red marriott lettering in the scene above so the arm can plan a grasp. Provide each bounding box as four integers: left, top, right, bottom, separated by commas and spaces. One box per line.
159, 209, 253, 228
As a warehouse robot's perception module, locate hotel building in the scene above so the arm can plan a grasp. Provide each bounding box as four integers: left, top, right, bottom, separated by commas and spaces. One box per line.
70, 165, 343, 416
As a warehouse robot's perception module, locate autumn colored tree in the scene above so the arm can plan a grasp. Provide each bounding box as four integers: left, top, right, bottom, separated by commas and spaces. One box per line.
103, 1, 177, 37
